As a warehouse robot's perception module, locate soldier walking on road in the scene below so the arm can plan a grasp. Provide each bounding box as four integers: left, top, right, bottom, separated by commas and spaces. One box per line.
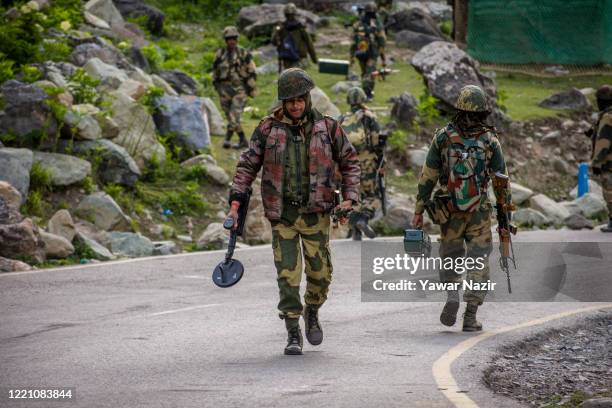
590, 85, 612, 232
350, 2, 386, 101
412, 85, 510, 332
340, 87, 385, 240
271, 3, 318, 71
226, 68, 360, 355
213, 26, 257, 149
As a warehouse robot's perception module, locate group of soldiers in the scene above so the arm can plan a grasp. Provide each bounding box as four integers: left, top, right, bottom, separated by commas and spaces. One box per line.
214, 2, 612, 355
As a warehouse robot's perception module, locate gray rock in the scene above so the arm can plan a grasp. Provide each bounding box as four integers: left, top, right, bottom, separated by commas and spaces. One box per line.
243, 181, 271, 245
560, 200, 582, 216
129, 66, 154, 87
0, 218, 46, 263
75, 192, 132, 231
407, 148, 428, 173
390, 91, 418, 128
153, 240, 180, 255
158, 70, 198, 95
32, 151, 92, 187
574, 192, 608, 219
570, 180, 603, 199
529, 194, 570, 223
581, 398, 612, 408
150, 74, 178, 96
40, 230, 75, 258
84, 10, 111, 29
126, 46, 150, 72
205, 164, 230, 186
196, 222, 229, 250
310, 86, 341, 119
181, 153, 216, 168
394, 29, 444, 50
0, 80, 57, 140
68, 139, 140, 187
539, 88, 591, 111
513, 208, 550, 227
386, 8, 444, 36
0, 148, 33, 202
84, 0, 124, 27
255, 62, 279, 76
252, 44, 278, 62
552, 157, 570, 174
112, 0, 165, 35
541, 130, 560, 145
74, 231, 115, 260
401, 1, 452, 22
0, 256, 33, 272
153, 95, 210, 152
0, 181, 22, 211
84, 57, 129, 89
63, 112, 103, 141
563, 213, 594, 230
201, 97, 225, 135
70, 41, 130, 69
237, 3, 320, 38
107, 231, 153, 258
543, 65, 569, 76
331, 80, 361, 94
99, 115, 120, 139
47, 209, 76, 242
116, 79, 146, 100
380, 206, 414, 232
510, 183, 534, 205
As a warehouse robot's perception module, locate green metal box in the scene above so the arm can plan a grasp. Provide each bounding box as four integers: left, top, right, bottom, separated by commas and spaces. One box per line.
318, 58, 350, 76
403, 229, 432, 257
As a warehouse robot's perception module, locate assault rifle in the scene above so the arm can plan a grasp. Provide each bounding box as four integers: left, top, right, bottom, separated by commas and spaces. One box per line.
492, 173, 517, 294
371, 68, 399, 81
376, 129, 389, 215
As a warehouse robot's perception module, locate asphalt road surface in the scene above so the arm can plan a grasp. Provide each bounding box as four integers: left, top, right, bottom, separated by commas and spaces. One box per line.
1, 229, 611, 408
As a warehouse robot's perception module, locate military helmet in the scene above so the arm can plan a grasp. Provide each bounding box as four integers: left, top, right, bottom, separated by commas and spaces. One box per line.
364, 2, 377, 13
278, 68, 315, 100
284, 2, 297, 16
455, 85, 489, 112
595, 84, 612, 101
347, 87, 367, 105
223, 26, 239, 39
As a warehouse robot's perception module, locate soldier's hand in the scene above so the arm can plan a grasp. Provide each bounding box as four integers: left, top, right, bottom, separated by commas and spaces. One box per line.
226, 201, 240, 230
335, 200, 353, 225
412, 213, 423, 229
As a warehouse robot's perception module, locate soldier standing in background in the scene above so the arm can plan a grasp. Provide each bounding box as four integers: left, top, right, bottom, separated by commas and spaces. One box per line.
226, 68, 360, 355
212, 26, 257, 149
375, 0, 393, 33
271, 3, 318, 71
590, 85, 612, 232
350, 2, 386, 101
340, 87, 385, 240
412, 85, 510, 332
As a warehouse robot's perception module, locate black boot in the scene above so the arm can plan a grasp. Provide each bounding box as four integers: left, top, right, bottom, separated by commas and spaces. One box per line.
233, 131, 248, 149
462, 303, 483, 332
355, 214, 376, 239
440, 290, 460, 327
223, 130, 233, 149
364, 87, 373, 101
303, 305, 323, 346
351, 226, 362, 241
284, 318, 303, 355
601, 219, 612, 233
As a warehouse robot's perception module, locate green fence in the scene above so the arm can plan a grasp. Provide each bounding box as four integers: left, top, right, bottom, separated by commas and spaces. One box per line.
467, 0, 612, 65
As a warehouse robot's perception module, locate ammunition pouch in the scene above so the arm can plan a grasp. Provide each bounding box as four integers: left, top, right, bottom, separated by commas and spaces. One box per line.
424, 193, 453, 225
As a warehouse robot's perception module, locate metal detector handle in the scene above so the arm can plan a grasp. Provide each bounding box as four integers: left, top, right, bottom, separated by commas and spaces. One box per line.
223, 216, 238, 262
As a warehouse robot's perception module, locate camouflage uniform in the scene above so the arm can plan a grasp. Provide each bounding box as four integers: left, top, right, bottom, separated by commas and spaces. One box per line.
212, 27, 257, 147
591, 85, 612, 231
375, 0, 393, 32
271, 3, 318, 71
350, 4, 386, 99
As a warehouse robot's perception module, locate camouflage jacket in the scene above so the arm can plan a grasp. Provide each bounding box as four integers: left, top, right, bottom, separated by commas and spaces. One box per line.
415, 123, 508, 214
212, 46, 257, 95
229, 108, 361, 221
271, 20, 318, 63
350, 17, 386, 59
592, 108, 612, 172
339, 107, 381, 156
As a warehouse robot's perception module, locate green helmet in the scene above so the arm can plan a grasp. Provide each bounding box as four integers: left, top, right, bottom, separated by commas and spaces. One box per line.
455, 85, 489, 112
278, 68, 315, 100
347, 87, 367, 105
596, 84, 612, 101
284, 2, 297, 16
364, 2, 377, 13
223, 26, 239, 39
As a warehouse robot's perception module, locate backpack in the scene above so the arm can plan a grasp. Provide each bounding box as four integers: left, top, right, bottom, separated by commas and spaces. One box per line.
278, 30, 301, 62
340, 111, 370, 151
444, 128, 490, 212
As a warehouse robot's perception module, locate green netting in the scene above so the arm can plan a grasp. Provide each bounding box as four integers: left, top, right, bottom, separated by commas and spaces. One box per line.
467, 0, 612, 65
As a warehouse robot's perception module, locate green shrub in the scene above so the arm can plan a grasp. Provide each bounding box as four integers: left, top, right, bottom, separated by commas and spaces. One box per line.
182, 164, 208, 183
141, 44, 163, 72
0, 54, 15, 83
20, 65, 41, 83
29, 161, 53, 192
81, 176, 95, 194
416, 92, 441, 125
496, 89, 509, 112
68, 68, 100, 105
21, 190, 47, 217
38, 38, 72, 62
140, 86, 164, 114
160, 181, 209, 216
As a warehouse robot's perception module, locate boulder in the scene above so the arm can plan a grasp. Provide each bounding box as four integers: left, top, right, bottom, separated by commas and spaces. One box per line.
529, 194, 570, 223
75, 192, 132, 231
117, 79, 146, 100
251, 44, 278, 62
513, 208, 550, 228
0, 148, 33, 202
40, 230, 75, 258
574, 193, 608, 219
331, 80, 361, 94
153, 95, 211, 152
32, 151, 91, 187
256, 62, 279, 76
539, 88, 591, 111
129, 66, 154, 87
148, 75, 176, 96
237, 3, 320, 38
112, 0, 165, 35
84, 0, 124, 28
386, 8, 444, 36
107, 231, 153, 258
310, 86, 341, 119
68, 139, 140, 187
158, 70, 199, 95
181, 153, 217, 168
394, 30, 443, 50
243, 181, 272, 245
84, 57, 129, 89
407, 148, 428, 174
84, 10, 111, 29
127, 46, 150, 72
400, 1, 452, 22
581, 398, 612, 408
63, 111, 103, 140
390, 91, 418, 128
411, 42, 497, 112
99, 115, 121, 139
552, 157, 570, 174
570, 179, 603, 199
196, 222, 229, 250
70, 41, 130, 69
152, 240, 180, 255
0, 181, 22, 211
0, 80, 57, 140
0, 196, 22, 225
0, 256, 33, 272
541, 130, 560, 145
204, 164, 230, 186
560, 200, 582, 217
563, 213, 594, 230
47, 209, 76, 242
510, 182, 534, 205
74, 231, 115, 260
0, 218, 45, 263
110, 91, 166, 169
201, 97, 225, 135
379, 205, 414, 233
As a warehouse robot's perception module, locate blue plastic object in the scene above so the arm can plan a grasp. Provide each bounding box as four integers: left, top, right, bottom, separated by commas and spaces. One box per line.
577, 162, 589, 198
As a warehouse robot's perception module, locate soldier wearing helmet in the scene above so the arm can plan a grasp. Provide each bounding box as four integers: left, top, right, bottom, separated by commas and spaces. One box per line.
590, 85, 612, 232
340, 87, 385, 240
412, 84, 510, 332
212, 26, 257, 149
375, 0, 393, 33
271, 2, 318, 71
226, 68, 360, 355
350, 1, 386, 100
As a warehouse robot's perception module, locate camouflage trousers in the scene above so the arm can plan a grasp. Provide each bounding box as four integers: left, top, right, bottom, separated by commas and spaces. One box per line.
271, 204, 333, 319
358, 57, 377, 95
216, 82, 247, 133
601, 171, 612, 217
439, 208, 493, 305
353, 154, 381, 219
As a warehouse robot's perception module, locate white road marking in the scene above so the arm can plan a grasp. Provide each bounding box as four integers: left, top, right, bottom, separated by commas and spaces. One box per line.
432, 303, 612, 408
148, 304, 221, 317
181, 275, 207, 279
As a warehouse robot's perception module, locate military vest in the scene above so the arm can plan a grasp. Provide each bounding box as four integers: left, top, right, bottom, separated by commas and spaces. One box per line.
214, 47, 250, 85
283, 122, 311, 204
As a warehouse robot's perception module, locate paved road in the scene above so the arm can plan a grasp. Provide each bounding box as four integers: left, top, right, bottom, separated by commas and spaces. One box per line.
1, 230, 611, 408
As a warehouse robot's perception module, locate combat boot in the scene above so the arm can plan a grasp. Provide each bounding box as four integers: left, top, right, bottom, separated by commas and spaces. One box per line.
462, 303, 483, 332
303, 305, 323, 346
352, 226, 362, 241
284, 318, 303, 355
233, 131, 248, 149
601, 219, 612, 233
223, 130, 233, 149
355, 214, 376, 239
440, 290, 460, 327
